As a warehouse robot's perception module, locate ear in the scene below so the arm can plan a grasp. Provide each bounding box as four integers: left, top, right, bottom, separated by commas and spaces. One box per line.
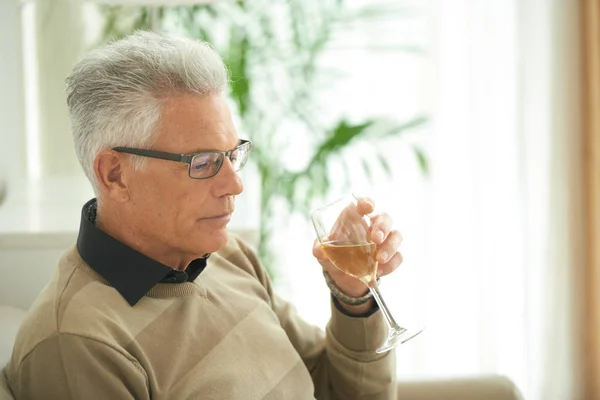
94, 150, 131, 202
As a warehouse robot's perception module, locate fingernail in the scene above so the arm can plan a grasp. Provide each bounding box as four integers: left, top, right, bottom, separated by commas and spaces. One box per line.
375, 230, 384, 242
378, 251, 388, 263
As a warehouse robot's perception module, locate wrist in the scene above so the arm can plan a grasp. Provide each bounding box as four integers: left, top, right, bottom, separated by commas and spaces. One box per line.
337, 283, 370, 298
322, 270, 379, 306
334, 296, 376, 315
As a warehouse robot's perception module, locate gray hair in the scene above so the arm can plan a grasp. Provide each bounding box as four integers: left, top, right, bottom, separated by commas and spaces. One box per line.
66, 31, 229, 194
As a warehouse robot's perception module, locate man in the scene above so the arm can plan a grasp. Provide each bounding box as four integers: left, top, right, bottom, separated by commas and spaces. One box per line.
5, 31, 403, 399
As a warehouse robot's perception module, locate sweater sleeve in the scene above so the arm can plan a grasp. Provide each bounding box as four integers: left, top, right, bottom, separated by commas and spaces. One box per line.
236, 238, 396, 400
9, 333, 150, 400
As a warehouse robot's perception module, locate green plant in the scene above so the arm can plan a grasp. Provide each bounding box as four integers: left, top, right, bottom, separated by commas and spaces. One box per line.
98, 0, 429, 277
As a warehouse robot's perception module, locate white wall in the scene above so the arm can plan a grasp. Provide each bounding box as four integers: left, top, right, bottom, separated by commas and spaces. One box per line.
0, 0, 26, 189
35, 0, 86, 177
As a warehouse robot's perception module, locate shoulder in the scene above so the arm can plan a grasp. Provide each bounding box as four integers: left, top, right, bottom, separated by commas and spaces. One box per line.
10, 247, 141, 365
8, 248, 146, 378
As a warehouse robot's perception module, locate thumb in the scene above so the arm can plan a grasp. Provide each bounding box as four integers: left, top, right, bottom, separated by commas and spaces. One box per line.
312, 240, 328, 262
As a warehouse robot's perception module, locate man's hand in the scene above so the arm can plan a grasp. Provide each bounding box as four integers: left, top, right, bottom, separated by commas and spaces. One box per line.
312, 197, 404, 314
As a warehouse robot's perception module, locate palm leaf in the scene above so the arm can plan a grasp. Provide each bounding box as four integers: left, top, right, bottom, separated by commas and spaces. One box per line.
413, 145, 429, 175
307, 120, 374, 168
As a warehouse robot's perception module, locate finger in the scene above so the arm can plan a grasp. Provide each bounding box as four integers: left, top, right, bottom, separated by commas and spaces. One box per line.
312, 240, 328, 261
370, 213, 394, 244
330, 204, 369, 241
355, 196, 375, 216
376, 230, 403, 263
377, 251, 403, 277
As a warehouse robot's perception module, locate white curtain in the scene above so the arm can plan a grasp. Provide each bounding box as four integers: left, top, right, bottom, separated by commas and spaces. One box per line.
418, 1, 580, 398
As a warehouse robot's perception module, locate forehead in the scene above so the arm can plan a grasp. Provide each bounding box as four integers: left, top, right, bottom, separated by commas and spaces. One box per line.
153, 93, 239, 153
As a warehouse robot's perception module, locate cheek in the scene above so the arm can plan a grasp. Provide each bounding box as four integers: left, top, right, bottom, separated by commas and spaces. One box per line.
174, 184, 213, 225
132, 194, 174, 232
130, 178, 181, 223
132, 171, 216, 232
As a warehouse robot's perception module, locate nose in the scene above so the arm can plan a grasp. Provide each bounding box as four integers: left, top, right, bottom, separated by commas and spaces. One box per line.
212, 157, 243, 197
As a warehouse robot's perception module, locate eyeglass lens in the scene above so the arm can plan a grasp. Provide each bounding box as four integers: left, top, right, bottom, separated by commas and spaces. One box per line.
189, 143, 250, 179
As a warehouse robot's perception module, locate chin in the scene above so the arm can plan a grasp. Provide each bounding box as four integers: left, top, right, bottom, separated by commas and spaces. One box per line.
199, 229, 230, 254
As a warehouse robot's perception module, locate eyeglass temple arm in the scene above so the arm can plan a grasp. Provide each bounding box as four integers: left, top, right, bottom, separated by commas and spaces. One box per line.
113, 147, 192, 164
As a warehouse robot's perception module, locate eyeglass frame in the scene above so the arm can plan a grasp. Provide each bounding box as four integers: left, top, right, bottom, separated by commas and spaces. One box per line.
112, 139, 252, 180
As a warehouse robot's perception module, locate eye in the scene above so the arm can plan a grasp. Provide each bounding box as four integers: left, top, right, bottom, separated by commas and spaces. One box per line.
193, 161, 209, 170
191, 154, 214, 171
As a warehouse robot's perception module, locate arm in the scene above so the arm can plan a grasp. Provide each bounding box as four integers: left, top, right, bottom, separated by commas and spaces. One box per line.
277, 293, 396, 400
9, 333, 150, 400
236, 238, 396, 400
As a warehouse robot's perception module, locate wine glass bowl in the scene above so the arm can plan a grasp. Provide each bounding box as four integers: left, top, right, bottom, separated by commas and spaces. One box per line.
320, 241, 378, 284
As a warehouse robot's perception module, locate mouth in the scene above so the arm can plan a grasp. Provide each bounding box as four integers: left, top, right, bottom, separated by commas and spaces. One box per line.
201, 213, 233, 221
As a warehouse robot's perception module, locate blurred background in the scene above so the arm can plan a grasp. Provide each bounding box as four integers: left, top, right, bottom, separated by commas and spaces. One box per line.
0, 0, 598, 399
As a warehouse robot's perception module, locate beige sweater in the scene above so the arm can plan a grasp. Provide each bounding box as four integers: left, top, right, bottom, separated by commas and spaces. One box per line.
5, 236, 395, 399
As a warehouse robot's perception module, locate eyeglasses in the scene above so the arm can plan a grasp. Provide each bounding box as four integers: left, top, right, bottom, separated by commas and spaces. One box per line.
113, 139, 252, 180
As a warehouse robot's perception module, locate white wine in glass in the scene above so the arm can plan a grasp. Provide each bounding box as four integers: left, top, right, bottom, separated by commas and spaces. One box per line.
311, 195, 423, 353
321, 241, 378, 282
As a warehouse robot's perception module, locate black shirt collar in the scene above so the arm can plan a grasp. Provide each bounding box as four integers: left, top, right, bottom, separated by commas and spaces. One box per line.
76, 199, 209, 306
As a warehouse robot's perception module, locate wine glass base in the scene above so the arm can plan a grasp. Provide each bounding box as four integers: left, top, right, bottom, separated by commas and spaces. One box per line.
376, 327, 425, 354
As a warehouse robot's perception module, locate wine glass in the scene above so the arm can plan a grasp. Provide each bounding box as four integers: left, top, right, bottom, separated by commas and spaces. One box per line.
311, 194, 423, 353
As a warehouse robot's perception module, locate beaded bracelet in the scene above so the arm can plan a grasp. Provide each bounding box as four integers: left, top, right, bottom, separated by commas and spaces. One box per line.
322, 270, 379, 306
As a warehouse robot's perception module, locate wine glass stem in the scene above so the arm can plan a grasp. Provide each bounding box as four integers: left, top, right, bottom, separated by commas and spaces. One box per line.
368, 280, 403, 332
